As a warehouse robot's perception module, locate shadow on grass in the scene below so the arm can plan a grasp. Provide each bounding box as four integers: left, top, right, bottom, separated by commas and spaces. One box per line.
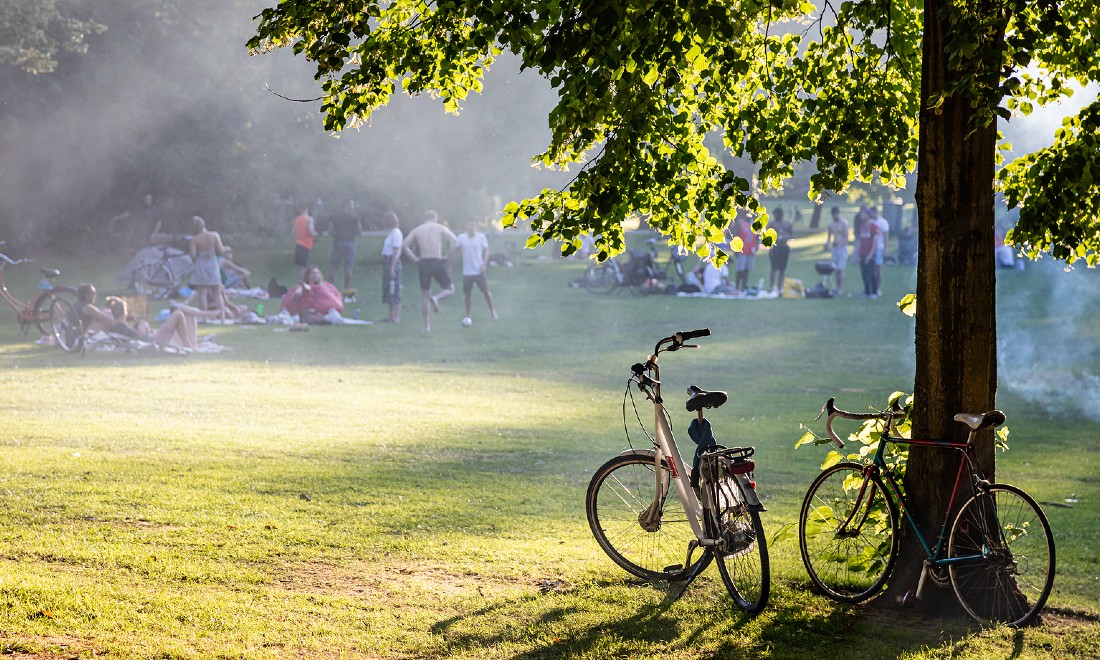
424, 576, 1100, 659
425, 578, 912, 659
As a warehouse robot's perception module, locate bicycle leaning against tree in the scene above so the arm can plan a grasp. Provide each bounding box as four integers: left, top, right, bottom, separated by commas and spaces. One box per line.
796, 394, 1055, 627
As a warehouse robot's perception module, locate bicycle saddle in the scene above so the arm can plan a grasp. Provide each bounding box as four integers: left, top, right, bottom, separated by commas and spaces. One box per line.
39, 268, 60, 279
686, 385, 727, 412
953, 410, 1006, 431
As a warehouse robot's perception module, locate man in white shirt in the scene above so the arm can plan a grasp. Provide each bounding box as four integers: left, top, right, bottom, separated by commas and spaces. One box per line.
380, 212, 403, 323
455, 219, 499, 322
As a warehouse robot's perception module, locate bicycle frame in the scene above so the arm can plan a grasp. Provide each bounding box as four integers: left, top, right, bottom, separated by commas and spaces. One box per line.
842, 422, 992, 576
0, 252, 56, 323
631, 332, 763, 547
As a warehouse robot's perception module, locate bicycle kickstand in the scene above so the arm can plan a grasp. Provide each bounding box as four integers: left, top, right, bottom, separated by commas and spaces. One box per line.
901, 560, 934, 607
665, 540, 705, 603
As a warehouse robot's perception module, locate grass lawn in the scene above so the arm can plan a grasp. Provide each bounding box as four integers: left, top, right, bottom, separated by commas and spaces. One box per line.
0, 230, 1097, 659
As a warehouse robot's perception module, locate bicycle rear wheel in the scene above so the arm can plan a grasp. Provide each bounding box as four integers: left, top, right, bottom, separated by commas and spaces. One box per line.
799, 463, 898, 602
948, 484, 1055, 627
586, 453, 710, 582
710, 476, 769, 613
50, 297, 84, 353
582, 264, 618, 294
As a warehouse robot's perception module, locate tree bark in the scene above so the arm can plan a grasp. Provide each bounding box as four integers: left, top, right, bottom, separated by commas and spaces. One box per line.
890, 0, 1000, 614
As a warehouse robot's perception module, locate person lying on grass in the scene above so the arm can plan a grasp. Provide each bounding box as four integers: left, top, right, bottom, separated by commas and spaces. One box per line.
76, 283, 218, 350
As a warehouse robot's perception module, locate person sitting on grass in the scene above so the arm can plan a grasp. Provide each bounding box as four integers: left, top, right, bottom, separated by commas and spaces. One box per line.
220, 246, 252, 289
280, 266, 343, 324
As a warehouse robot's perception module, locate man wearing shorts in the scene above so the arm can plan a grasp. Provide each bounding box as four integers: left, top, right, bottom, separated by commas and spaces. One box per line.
293, 203, 317, 281
826, 206, 849, 292
456, 219, 499, 322
402, 210, 458, 333
380, 212, 403, 323
327, 200, 363, 292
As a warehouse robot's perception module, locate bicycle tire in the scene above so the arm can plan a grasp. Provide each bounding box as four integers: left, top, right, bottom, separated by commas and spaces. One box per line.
586, 453, 711, 582
134, 262, 173, 298
799, 462, 898, 602
710, 476, 770, 613
948, 484, 1055, 627
32, 286, 77, 336
49, 297, 84, 353
582, 264, 618, 294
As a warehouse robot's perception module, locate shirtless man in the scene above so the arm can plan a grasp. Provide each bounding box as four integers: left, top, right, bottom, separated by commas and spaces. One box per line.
402, 210, 458, 332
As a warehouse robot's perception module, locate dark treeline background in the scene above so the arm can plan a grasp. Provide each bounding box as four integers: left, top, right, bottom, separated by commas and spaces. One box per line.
0, 0, 567, 254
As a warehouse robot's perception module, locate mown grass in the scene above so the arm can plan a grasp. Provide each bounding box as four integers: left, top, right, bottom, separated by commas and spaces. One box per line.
0, 231, 1096, 658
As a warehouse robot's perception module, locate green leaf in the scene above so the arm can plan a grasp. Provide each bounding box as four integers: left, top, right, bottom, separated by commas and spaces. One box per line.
898, 293, 917, 317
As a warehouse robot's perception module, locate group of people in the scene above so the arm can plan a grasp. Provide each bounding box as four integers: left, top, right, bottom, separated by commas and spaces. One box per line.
690, 209, 794, 296
290, 206, 499, 332
680, 203, 911, 299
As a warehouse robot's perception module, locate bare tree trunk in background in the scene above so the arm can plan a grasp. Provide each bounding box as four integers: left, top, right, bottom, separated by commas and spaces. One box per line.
809, 203, 823, 229
889, 0, 1000, 614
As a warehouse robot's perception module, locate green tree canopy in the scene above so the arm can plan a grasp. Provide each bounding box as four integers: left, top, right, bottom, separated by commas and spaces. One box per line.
0, 0, 103, 74
249, 0, 1099, 263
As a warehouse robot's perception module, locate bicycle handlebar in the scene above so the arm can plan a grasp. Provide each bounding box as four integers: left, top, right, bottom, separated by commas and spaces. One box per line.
820, 397, 906, 450
0, 251, 26, 266
676, 328, 710, 341
661, 327, 709, 350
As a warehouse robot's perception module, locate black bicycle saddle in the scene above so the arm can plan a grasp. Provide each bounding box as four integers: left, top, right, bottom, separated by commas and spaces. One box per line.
686, 385, 728, 412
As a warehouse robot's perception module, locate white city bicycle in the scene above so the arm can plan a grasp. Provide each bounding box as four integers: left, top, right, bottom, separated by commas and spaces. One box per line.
585, 328, 770, 613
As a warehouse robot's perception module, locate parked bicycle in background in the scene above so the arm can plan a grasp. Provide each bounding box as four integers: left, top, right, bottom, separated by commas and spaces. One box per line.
0, 242, 80, 350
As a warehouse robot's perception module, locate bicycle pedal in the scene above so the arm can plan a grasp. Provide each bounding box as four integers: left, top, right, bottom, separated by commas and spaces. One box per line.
663, 564, 684, 573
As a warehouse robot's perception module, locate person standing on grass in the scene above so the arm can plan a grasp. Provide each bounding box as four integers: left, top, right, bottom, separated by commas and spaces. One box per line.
380, 212, 403, 323
189, 216, 227, 322
327, 199, 364, 292
455, 219, 499, 322
402, 210, 458, 333
767, 207, 793, 295
826, 206, 849, 292
857, 208, 879, 298
869, 206, 890, 296
734, 213, 759, 292
293, 202, 318, 281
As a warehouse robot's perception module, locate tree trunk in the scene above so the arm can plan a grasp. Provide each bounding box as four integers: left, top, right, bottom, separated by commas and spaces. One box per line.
809, 203, 823, 229
890, 0, 1000, 614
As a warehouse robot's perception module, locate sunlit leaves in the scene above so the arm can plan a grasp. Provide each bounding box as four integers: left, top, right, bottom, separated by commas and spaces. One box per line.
1000, 100, 1100, 267
897, 293, 917, 317
250, 0, 1100, 266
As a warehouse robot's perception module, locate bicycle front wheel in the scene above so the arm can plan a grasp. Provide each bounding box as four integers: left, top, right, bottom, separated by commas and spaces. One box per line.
582, 264, 618, 294
799, 463, 898, 602
586, 454, 710, 582
711, 477, 769, 613
948, 484, 1055, 627
50, 297, 84, 353
33, 286, 77, 336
